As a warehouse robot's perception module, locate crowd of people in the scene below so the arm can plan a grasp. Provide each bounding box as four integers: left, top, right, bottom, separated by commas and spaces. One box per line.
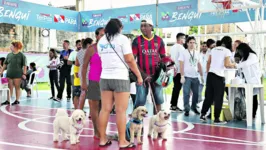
0, 18, 262, 148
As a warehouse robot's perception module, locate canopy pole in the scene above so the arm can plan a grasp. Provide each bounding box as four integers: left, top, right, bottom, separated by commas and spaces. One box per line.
156, 0, 159, 35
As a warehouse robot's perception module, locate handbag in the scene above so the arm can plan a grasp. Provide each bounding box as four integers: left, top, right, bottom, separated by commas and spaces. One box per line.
107, 38, 137, 83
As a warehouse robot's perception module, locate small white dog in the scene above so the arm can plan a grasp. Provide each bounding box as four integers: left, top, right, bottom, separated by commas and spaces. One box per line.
148, 110, 170, 140
53, 109, 86, 144
126, 106, 148, 144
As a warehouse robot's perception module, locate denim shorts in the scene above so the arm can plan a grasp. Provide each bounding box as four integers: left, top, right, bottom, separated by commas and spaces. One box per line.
134, 82, 164, 108
73, 86, 81, 97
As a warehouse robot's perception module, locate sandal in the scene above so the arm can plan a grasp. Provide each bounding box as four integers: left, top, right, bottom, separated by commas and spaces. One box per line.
120, 143, 136, 149
1, 101, 10, 105
99, 140, 112, 147
12, 100, 20, 105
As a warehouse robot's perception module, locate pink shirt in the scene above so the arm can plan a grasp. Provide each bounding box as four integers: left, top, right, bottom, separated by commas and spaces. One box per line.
88, 44, 102, 82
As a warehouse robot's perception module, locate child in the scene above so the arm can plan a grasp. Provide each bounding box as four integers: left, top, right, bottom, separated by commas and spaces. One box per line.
73, 65, 81, 109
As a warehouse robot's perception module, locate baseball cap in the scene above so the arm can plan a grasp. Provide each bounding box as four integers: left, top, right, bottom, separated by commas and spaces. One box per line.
141, 19, 154, 26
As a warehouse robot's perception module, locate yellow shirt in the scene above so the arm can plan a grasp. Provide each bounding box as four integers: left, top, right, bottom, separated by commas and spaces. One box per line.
73, 65, 80, 86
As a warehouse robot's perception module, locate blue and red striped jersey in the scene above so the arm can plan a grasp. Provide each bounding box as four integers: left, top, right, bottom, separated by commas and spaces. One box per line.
132, 35, 166, 75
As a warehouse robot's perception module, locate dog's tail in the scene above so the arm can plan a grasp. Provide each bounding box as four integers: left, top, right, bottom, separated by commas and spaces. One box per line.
55, 108, 68, 118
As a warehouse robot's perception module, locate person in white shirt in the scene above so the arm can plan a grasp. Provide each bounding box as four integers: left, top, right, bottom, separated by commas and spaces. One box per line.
68, 40, 82, 101
236, 43, 261, 119
179, 36, 203, 116
198, 42, 208, 103
200, 36, 236, 124
47, 49, 60, 100
169, 33, 186, 112
97, 18, 142, 148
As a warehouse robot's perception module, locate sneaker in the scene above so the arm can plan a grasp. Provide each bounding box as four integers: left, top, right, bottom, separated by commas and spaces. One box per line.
67, 97, 71, 102
192, 108, 200, 115
200, 115, 207, 123
207, 113, 212, 119
170, 106, 183, 112
49, 97, 54, 100
54, 98, 62, 102
214, 119, 227, 125
170, 106, 177, 111
1, 100, 10, 105
184, 111, 189, 116
176, 107, 183, 112
11, 100, 20, 105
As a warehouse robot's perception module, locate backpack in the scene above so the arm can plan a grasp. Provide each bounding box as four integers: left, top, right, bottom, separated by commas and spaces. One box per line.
234, 88, 246, 121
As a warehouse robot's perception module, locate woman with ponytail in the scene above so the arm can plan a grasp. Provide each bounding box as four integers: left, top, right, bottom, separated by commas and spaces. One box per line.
0, 40, 27, 105
97, 18, 142, 148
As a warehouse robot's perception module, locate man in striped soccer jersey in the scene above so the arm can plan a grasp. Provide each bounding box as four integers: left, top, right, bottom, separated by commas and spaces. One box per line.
132, 19, 166, 114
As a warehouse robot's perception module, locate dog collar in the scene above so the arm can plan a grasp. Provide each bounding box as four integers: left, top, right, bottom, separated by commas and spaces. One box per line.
130, 118, 142, 124
154, 122, 169, 127
73, 124, 83, 135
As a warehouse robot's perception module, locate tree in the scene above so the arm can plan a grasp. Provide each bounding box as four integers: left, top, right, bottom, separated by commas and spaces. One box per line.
188, 26, 204, 35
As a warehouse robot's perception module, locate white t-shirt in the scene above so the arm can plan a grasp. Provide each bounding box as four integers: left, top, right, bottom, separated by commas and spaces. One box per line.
98, 34, 132, 80
231, 51, 235, 62
49, 57, 60, 71
179, 49, 200, 78
68, 50, 78, 75
130, 82, 136, 94
170, 43, 185, 73
209, 46, 232, 77
199, 52, 208, 76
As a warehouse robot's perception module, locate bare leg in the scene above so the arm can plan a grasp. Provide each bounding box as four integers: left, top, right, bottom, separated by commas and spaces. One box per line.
114, 92, 131, 147
99, 91, 114, 145
89, 100, 100, 137
73, 96, 79, 109
7, 78, 13, 102
13, 78, 22, 101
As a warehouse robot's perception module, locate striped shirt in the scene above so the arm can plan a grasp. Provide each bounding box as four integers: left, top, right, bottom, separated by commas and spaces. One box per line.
132, 35, 166, 75
77, 49, 89, 84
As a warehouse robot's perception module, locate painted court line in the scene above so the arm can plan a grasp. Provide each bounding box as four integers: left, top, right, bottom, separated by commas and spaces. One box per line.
0, 141, 64, 150
171, 118, 265, 133
4, 106, 265, 146
21, 104, 266, 132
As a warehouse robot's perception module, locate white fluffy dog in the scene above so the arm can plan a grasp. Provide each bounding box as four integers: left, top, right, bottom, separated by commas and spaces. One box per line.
53, 109, 86, 144
126, 106, 148, 144
148, 110, 170, 140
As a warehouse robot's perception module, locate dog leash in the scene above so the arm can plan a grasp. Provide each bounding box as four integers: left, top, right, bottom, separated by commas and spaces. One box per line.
148, 82, 158, 114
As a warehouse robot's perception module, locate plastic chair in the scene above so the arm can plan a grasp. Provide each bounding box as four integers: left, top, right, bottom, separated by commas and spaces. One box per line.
28, 71, 39, 97
0, 77, 11, 105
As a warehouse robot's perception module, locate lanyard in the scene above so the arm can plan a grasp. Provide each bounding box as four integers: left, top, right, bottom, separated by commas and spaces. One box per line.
188, 49, 195, 62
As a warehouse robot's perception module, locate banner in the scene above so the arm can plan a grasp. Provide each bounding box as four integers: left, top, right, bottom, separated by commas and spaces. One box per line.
158, 0, 257, 28
80, 4, 156, 32
0, 0, 79, 32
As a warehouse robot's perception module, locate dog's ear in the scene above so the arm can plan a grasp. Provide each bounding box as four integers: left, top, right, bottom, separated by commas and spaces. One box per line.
131, 108, 138, 118
155, 111, 161, 122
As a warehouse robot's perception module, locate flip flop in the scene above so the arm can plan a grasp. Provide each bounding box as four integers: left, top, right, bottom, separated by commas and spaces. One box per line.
119, 143, 136, 149
99, 140, 112, 147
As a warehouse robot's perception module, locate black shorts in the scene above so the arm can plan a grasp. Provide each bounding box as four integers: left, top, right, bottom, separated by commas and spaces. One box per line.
73, 86, 81, 97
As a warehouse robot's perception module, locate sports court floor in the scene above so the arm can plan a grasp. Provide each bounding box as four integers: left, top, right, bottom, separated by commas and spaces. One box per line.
0, 91, 265, 150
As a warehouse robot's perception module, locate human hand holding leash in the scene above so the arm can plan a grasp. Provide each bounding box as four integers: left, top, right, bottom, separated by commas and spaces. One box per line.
200, 76, 204, 84
81, 83, 88, 91
137, 76, 143, 85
